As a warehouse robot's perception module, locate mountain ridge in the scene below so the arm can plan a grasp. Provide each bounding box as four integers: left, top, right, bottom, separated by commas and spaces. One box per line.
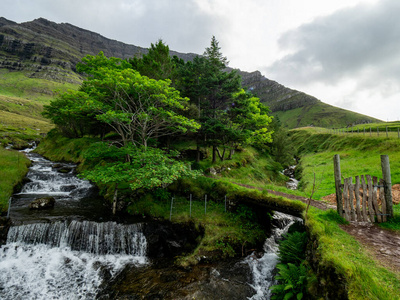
0, 17, 381, 127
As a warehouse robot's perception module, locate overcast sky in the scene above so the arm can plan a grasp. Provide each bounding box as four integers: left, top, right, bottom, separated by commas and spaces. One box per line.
3, 0, 399, 121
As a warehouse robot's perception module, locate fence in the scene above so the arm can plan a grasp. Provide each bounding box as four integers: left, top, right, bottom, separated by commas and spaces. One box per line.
325, 125, 400, 138
334, 154, 393, 223
169, 194, 228, 221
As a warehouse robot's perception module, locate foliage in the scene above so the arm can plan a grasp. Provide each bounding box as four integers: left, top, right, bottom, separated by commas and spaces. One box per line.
81, 142, 201, 192
130, 40, 177, 81
278, 231, 307, 265
270, 263, 308, 300
42, 90, 103, 138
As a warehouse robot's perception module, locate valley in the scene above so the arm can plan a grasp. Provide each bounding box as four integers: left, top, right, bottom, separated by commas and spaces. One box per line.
0, 17, 399, 300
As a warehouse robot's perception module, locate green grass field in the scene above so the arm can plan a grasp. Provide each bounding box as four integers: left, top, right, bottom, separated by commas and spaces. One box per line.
291, 128, 400, 200
274, 102, 381, 129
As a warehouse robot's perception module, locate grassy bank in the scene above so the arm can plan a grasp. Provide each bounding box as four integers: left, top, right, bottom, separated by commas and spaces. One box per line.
0, 148, 31, 213
291, 128, 400, 200
35, 132, 306, 263
307, 208, 400, 299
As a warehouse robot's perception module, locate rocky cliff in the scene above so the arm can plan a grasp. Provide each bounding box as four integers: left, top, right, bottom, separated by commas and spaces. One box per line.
238, 70, 319, 112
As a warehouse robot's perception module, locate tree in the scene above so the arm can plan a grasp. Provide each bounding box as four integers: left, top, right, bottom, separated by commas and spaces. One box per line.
70, 53, 200, 149
81, 142, 200, 214
129, 40, 176, 81
175, 37, 242, 163
42, 90, 107, 138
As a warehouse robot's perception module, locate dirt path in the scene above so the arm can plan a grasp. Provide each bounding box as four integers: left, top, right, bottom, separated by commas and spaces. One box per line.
234, 182, 400, 273
339, 222, 400, 273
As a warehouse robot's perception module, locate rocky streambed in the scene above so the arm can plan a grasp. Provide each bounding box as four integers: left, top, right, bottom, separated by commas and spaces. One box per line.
0, 147, 302, 299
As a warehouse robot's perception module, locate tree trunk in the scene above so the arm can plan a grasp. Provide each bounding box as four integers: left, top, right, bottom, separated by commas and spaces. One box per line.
212, 145, 217, 163
112, 184, 118, 215
216, 147, 226, 161
196, 144, 201, 163
228, 148, 235, 160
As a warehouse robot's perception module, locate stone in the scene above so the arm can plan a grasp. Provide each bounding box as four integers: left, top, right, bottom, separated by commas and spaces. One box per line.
208, 167, 217, 175
29, 197, 55, 210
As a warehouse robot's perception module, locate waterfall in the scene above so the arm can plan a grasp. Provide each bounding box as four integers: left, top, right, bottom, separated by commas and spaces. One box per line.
246, 212, 302, 300
0, 221, 147, 299
7, 220, 147, 255
0, 149, 148, 299
17, 152, 92, 197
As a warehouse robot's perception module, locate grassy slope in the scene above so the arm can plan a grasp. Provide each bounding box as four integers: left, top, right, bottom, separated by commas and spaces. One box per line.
290, 127, 400, 200
0, 147, 30, 213
307, 208, 400, 300
0, 69, 80, 212
288, 127, 400, 299
274, 102, 382, 129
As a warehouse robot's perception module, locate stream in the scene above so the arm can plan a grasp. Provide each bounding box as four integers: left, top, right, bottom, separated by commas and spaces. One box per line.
0, 148, 301, 299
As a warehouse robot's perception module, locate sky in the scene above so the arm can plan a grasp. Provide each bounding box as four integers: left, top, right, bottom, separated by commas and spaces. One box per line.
3, 0, 399, 121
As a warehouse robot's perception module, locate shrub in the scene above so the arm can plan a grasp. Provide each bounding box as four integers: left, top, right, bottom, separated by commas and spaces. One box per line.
270, 263, 308, 300
278, 231, 307, 265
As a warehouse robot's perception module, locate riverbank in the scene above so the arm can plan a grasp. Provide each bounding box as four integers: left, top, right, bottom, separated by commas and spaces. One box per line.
0, 147, 30, 213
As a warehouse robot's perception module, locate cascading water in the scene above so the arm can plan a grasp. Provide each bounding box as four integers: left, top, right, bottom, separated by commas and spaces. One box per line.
10, 148, 110, 223
246, 212, 302, 300
0, 148, 148, 299
0, 222, 147, 299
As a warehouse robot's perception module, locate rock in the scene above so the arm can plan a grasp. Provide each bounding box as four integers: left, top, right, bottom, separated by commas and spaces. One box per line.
57, 167, 73, 173
286, 178, 299, 190
29, 197, 55, 210
207, 167, 217, 175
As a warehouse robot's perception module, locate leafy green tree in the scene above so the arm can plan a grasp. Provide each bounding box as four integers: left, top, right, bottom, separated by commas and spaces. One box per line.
56, 52, 200, 149
176, 36, 242, 162
42, 90, 107, 138
82, 142, 200, 214
129, 40, 176, 81
224, 89, 273, 158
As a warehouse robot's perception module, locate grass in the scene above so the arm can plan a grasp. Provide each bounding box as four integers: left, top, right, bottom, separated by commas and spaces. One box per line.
290, 128, 400, 200
0, 148, 31, 213
379, 204, 400, 231
274, 102, 381, 129
128, 193, 266, 266
0, 69, 80, 103
307, 208, 400, 299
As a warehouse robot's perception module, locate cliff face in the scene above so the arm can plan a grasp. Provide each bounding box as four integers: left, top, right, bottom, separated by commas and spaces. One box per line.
0, 17, 196, 83
238, 70, 319, 112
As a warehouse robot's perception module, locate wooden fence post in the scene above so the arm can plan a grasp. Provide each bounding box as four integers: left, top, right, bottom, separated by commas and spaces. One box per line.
334, 154, 343, 217
381, 155, 393, 218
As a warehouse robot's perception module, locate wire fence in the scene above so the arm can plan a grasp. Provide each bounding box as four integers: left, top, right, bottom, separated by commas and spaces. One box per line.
169, 194, 228, 221
322, 125, 400, 139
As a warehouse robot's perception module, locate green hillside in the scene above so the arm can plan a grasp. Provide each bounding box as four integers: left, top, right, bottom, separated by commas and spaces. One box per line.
274, 101, 381, 129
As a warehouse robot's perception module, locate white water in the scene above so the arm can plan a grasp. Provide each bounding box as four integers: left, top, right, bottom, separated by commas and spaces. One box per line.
18, 152, 92, 197
0, 148, 148, 299
246, 212, 302, 300
0, 242, 146, 299
0, 221, 148, 299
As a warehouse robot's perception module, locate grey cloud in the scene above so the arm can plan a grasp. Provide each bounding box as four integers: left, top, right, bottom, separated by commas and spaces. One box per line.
268, 0, 400, 93
3, 0, 223, 53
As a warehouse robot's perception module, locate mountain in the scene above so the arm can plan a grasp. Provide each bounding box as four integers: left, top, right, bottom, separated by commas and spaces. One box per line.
0, 17, 381, 128
238, 70, 381, 128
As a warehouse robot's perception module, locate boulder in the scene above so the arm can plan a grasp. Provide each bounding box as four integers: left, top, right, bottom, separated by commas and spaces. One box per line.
29, 197, 55, 210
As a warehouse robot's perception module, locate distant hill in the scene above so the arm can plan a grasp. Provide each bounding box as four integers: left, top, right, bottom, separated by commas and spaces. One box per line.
0, 17, 381, 128
238, 70, 381, 128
